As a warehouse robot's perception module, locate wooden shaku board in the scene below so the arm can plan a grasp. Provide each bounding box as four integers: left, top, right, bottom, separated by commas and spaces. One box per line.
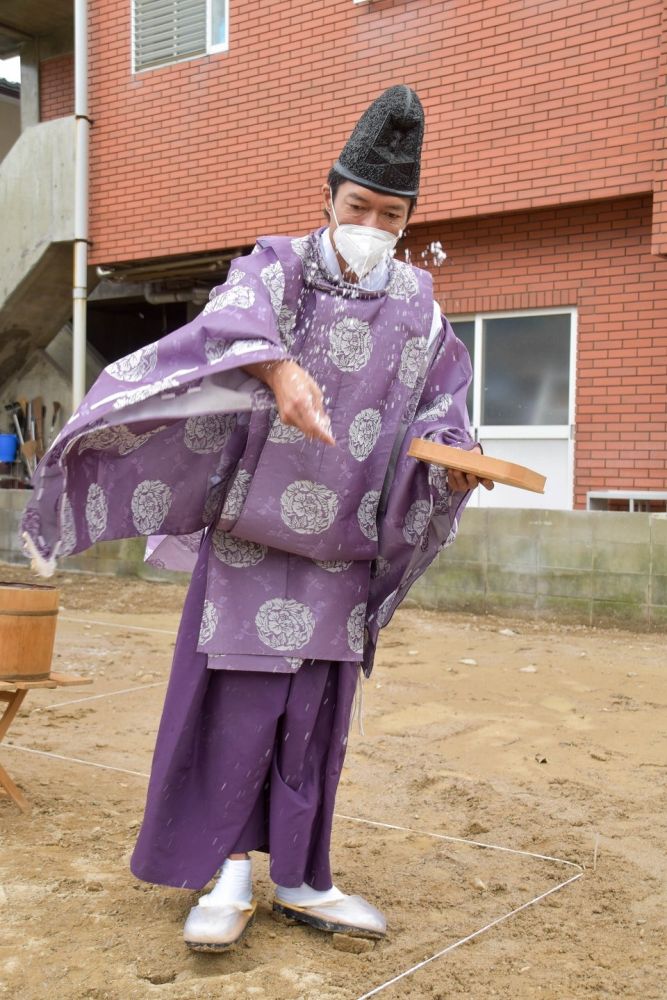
408, 439, 547, 494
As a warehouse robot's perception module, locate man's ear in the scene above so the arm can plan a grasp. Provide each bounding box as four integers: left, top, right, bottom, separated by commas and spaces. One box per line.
322, 183, 334, 222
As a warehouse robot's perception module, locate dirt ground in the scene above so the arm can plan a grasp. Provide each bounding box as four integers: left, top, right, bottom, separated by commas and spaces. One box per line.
0, 564, 666, 1000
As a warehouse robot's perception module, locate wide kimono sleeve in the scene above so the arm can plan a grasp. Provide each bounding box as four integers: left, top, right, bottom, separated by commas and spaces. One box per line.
362, 317, 476, 676
20, 245, 293, 576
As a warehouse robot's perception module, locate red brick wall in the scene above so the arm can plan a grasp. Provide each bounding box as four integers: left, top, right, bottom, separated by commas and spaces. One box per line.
406, 196, 667, 507
39, 54, 74, 122
650, 0, 667, 253
88, 0, 663, 264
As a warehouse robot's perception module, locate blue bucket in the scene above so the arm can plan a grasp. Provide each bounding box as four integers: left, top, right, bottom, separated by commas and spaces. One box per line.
0, 434, 18, 463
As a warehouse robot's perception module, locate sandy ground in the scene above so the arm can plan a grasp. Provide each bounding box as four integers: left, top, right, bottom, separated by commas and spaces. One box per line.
0, 564, 666, 1000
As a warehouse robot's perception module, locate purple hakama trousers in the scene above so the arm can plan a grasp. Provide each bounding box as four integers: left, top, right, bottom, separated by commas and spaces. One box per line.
130, 531, 358, 891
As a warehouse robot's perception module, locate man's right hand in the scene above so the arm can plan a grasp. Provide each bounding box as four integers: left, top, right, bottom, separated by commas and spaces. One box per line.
243, 360, 336, 446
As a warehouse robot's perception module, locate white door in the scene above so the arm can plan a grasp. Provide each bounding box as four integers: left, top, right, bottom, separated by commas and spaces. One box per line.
450, 310, 576, 510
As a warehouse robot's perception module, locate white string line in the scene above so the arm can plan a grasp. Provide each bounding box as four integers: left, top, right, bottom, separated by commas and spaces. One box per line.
3, 741, 585, 998
335, 813, 582, 871
3, 747, 583, 872
60, 615, 177, 636
6, 603, 587, 1000
354, 869, 584, 1000
16, 610, 586, 995
31, 613, 175, 710
37, 612, 174, 709
337, 815, 584, 998
2, 743, 150, 778
36, 681, 167, 712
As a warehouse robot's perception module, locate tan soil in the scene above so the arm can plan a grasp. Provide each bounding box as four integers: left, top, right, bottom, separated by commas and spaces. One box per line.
0, 563, 665, 1000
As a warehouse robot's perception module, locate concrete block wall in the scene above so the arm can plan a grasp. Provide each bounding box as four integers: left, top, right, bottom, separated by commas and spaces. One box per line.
0, 495, 186, 584
0, 491, 664, 630
0, 490, 30, 564
58, 536, 188, 585
411, 508, 667, 630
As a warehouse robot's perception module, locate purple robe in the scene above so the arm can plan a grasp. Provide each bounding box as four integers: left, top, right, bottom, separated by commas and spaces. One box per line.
21, 228, 477, 889
21, 228, 476, 678
130, 528, 358, 890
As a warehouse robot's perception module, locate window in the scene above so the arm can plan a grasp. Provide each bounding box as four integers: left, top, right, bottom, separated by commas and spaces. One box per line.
450, 311, 573, 431
133, 0, 228, 72
450, 309, 576, 510
482, 314, 570, 426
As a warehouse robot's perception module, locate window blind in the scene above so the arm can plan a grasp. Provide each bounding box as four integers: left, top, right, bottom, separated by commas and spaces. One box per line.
134, 0, 207, 71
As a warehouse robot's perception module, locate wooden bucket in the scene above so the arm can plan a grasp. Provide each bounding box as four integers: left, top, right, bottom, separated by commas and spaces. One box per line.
0, 582, 59, 681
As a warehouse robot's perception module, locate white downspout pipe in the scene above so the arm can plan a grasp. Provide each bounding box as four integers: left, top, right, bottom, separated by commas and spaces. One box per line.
72, 0, 90, 409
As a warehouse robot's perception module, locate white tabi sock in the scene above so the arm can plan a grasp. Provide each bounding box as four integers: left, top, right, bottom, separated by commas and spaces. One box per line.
199, 858, 253, 908
274, 882, 346, 906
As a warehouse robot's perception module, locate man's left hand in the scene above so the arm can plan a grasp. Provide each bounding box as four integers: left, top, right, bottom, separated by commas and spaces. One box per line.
447, 444, 494, 493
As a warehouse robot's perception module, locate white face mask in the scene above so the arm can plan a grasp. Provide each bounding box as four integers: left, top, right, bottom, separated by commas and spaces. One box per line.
330, 196, 401, 279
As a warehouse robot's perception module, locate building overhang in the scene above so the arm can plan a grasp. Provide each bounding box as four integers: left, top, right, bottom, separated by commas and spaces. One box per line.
94, 248, 252, 289
0, 1, 73, 57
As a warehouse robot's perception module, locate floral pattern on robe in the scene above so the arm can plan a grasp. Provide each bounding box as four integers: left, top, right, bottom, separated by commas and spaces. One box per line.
20, 230, 475, 678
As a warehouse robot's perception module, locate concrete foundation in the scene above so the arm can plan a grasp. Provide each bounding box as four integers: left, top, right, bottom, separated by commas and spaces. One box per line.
409, 508, 667, 630
0, 494, 664, 629
0, 493, 182, 583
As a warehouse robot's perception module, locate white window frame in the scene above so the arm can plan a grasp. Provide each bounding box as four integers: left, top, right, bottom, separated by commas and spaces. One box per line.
131, 0, 229, 75
451, 306, 577, 499
207, 0, 229, 54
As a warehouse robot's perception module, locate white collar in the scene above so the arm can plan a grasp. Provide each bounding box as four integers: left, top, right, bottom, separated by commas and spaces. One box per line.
320, 228, 390, 292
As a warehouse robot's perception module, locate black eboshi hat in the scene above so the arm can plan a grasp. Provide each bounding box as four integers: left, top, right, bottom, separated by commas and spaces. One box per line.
333, 84, 425, 198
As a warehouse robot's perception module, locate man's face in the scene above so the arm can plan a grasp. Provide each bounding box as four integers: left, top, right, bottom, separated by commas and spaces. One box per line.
322, 181, 411, 238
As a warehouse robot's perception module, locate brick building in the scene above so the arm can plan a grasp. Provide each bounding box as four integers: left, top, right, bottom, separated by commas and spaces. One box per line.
2, 0, 666, 510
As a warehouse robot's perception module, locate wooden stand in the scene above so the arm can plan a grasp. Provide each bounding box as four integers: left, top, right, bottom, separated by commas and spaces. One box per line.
0, 672, 93, 813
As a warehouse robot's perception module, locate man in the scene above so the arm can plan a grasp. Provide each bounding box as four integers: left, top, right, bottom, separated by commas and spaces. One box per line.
21, 85, 491, 952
